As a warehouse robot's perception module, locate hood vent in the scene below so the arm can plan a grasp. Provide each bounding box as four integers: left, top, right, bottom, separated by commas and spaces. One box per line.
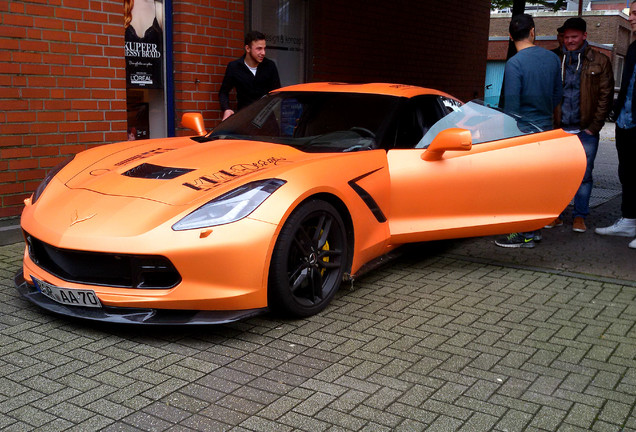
123, 163, 194, 180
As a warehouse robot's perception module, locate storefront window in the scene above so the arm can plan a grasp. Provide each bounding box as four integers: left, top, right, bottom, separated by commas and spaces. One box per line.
124, 0, 167, 139
250, 0, 306, 87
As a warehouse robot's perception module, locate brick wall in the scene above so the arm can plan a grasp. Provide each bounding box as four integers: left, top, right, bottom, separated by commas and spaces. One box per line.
0, 0, 127, 218
310, 0, 491, 102
490, 13, 632, 56
0, 0, 246, 218
490, 13, 628, 42
492, 40, 613, 60
489, 40, 567, 61
591, 2, 628, 11
172, 0, 244, 133
0, 0, 491, 219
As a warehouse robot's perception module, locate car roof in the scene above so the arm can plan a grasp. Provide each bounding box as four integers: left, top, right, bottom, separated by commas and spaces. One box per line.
275, 82, 458, 100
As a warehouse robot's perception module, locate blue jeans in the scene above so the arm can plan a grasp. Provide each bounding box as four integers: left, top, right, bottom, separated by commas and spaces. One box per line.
572, 131, 600, 219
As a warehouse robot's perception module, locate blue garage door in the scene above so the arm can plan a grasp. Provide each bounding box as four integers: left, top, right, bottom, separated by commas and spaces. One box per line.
484, 61, 505, 108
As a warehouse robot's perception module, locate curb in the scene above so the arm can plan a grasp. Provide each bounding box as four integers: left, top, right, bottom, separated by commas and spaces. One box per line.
0, 218, 22, 246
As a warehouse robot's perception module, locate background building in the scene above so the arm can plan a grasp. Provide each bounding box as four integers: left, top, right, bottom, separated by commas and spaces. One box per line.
0, 0, 490, 219
486, 8, 633, 106
589, 0, 632, 12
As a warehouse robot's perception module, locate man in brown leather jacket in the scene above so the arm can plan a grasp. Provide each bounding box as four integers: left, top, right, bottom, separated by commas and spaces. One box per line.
547, 17, 614, 233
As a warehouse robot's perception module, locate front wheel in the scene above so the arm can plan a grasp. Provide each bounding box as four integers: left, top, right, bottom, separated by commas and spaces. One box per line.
268, 200, 348, 318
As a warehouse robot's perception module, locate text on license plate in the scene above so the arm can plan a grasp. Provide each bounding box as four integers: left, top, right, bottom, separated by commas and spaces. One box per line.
32, 276, 102, 308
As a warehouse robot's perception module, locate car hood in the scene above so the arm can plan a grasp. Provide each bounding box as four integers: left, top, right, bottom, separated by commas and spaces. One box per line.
64, 137, 310, 206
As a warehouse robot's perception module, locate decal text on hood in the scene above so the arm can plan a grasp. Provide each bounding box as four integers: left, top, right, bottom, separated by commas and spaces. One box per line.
183, 156, 289, 191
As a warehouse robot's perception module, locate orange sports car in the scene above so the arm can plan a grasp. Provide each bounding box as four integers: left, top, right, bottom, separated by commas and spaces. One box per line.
15, 83, 585, 324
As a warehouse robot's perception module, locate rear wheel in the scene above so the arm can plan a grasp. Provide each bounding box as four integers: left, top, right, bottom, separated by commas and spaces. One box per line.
268, 200, 348, 317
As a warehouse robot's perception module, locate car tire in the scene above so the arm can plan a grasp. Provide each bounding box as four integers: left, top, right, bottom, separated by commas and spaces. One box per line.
268, 200, 348, 318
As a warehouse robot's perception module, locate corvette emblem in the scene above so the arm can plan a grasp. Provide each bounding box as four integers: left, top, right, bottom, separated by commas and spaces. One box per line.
70, 210, 96, 227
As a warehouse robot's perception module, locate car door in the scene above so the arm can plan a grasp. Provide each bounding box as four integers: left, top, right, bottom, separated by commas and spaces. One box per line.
386, 98, 586, 244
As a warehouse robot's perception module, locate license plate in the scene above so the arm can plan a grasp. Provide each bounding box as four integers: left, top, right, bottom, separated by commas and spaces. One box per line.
32, 276, 102, 308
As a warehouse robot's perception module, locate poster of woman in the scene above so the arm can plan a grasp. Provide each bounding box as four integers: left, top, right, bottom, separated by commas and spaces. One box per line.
124, 0, 164, 89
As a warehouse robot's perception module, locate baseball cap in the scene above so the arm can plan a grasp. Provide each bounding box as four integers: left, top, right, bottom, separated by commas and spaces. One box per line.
560, 17, 587, 32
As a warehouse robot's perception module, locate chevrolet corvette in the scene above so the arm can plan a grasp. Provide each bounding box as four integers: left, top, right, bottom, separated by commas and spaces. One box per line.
15, 83, 586, 324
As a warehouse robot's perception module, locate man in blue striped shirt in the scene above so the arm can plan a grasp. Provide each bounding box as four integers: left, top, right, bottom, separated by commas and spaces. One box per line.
496, 13, 563, 249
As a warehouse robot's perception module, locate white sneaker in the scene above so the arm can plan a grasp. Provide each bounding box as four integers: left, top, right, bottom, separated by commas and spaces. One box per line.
594, 218, 636, 237
629, 238, 636, 249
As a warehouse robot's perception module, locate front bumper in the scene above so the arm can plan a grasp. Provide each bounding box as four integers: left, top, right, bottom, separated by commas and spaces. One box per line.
14, 271, 267, 325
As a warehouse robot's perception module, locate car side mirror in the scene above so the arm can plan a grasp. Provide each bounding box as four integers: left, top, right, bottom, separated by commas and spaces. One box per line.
181, 113, 207, 136
421, 128, 472, 161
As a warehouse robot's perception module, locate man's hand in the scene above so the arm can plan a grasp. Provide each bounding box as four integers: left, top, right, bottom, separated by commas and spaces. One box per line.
222, 110, 234, 121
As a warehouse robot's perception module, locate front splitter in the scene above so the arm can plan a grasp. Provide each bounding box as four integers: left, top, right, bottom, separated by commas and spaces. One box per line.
14, 271, 267, 325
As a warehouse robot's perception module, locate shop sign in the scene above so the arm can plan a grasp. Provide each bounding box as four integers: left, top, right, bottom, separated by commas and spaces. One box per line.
124, 0, 164, 89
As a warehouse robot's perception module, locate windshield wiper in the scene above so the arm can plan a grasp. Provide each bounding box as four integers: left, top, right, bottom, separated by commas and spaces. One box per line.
191, 134, 240, 143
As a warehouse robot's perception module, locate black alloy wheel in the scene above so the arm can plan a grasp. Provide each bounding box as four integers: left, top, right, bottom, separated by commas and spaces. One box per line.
268, 200, 348, 317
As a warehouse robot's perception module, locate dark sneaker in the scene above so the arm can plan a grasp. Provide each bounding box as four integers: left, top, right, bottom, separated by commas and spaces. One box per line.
495, 233, 536, 248
533, 232, 542, 242
572, 217, 586, 233
544, 217, 563, 229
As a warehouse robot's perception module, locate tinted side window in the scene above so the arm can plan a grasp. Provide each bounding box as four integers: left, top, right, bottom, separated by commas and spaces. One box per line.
207, 91, 400, 152
394, 95, 446, 148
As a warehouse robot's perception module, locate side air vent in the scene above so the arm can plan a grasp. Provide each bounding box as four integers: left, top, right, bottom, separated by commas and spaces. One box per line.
123, 163, 194, 180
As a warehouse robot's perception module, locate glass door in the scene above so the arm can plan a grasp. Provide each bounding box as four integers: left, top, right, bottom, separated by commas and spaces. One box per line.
250, 0, 306, 87
124, 0, 167, 139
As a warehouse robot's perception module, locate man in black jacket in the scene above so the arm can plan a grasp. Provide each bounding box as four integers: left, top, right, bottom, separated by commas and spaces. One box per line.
219, 31, 281, 121
594, 1, 636, 249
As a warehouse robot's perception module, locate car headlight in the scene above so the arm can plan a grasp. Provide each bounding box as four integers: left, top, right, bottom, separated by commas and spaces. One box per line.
172, 178, 286, 231
31, 156, 75, 204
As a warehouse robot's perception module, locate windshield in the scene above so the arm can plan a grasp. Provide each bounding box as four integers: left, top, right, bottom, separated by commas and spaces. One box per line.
415, 100, 545, 149
202, 91, 400, 152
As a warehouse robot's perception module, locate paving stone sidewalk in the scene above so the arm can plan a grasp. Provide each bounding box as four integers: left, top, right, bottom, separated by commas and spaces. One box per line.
1, 123, 634, 431
1, 237, 635, 431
